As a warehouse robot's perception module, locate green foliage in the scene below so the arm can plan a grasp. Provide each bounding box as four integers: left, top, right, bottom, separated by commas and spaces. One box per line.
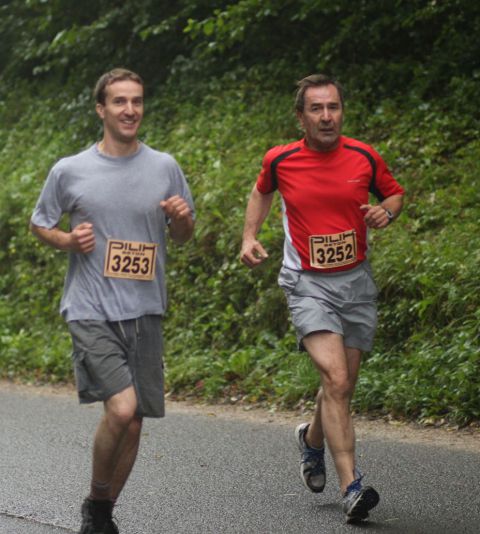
0, 0, 219, 93
0, 0, 479, 425
3, 1, 479, 101
183, 0, 480, 101
0, 86, 97, 383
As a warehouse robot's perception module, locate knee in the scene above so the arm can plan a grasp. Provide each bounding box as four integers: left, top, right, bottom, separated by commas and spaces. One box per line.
107, 401, 137, 429
322, 373, 352, 402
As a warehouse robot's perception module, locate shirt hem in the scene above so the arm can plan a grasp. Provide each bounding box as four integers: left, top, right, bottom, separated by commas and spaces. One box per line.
64, 310, 165, 322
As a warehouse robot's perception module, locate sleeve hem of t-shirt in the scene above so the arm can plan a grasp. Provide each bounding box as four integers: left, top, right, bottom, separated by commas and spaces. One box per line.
255, 182, 275, 195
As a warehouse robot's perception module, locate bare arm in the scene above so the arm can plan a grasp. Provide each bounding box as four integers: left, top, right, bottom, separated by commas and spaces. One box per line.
30, 221, 96, 253
240, 185, 275, 268
360, 194, 404, 229
160, 195, 195, 245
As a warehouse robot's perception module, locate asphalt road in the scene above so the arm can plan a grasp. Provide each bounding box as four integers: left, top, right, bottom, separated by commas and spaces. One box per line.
0, 385, 479, 534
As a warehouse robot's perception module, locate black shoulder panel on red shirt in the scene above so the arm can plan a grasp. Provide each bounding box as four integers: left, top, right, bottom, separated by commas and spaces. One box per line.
344, 144, 385, 202
270, 147, 302, 191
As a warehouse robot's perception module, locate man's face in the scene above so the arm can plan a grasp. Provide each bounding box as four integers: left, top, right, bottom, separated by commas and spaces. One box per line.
96, 80, 144, 144
297, 84, 343, 152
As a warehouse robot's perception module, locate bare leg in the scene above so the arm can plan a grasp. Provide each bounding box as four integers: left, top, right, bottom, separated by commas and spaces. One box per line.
302, 332, 362, 493
109, 416, 143, 501
304, 387, 325, 448
90, 386, 138, 500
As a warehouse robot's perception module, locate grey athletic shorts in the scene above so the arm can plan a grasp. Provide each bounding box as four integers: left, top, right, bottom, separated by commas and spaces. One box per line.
278, 261, 378, 352
68, 315, 165, 418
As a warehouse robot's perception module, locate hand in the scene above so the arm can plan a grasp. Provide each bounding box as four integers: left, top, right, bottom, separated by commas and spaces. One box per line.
160, 195, 194, 244
69, 222, 95, 253
160, 195, 192, 222
360, 204, 391, 229
240, 237, 269, 268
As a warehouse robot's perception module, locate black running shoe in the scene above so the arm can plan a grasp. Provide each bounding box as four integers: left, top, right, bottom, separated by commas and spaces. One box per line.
79, 498, 118, 534
104, 517, 119, 534
342, 473, 379, 523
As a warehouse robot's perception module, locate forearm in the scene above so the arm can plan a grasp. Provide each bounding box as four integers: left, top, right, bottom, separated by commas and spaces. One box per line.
30, 222, 72, 251
240, 185, 274, 268
168, 215, 195, 245
242, 186, 274, 241
380, 194, 404, 221
30, 221, 95, 253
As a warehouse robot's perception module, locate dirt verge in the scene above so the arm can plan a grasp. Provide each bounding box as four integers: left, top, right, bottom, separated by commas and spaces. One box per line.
2, 380, 479, 453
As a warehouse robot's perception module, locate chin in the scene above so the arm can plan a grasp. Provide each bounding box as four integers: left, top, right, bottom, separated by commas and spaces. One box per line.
118, 134, 138, 143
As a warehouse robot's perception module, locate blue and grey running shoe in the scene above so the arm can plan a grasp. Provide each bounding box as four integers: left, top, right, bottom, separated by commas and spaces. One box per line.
294, 423, 326, 493
342, 472, 379, 523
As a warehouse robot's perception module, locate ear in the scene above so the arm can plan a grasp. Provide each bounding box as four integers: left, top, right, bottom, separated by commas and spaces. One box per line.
296, 110, 305, 130
96, 103, 105, 120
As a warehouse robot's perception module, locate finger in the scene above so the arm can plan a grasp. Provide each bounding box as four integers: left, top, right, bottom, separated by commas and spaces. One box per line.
174, 205, 191, 218
240, 255, 252, 267
78, 232, 95, 243
81, 244, 95, 253
170, 205, 192, 220
161, 199, 183, 216
363, 210, 377, 224
241, 249, 266, 268
77, 226, 95, 236
160, 195, 182, 207
76, 222, 93, 230
172, 200, 189, 212
241, 254, 259, 268
253, 243, 268, 260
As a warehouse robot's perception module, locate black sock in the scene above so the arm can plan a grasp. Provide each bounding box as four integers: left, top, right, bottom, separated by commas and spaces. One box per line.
89, 480, 111, 501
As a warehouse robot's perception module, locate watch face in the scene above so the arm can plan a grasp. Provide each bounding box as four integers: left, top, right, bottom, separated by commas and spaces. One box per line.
385, 208, 394, 221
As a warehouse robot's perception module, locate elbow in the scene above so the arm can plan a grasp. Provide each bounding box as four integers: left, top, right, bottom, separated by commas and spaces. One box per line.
29, 221, 39, 236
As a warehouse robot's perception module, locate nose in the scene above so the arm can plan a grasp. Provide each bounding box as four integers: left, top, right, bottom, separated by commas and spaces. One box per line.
320, 106, 331, 121
125, 101, 135, 115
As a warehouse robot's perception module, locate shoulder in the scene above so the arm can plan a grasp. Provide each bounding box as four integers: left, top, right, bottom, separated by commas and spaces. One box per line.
48, 145, 96, 176
140, 144, 178, 164
263, 139, 303, 164
341, 136, 381, 159
138, 144, 184, 172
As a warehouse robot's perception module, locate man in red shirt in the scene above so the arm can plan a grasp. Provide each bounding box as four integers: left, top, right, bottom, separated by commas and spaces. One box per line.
241, 74, 404, 523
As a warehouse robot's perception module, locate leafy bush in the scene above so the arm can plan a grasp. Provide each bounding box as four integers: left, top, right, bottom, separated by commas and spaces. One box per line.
0, 1, 479, 424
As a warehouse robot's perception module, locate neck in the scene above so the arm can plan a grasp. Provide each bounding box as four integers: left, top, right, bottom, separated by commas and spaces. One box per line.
98, 138, 139, 157
304, 137, 340, 153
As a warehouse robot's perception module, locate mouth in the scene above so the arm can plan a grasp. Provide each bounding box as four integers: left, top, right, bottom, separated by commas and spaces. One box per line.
120, 119, 138, 130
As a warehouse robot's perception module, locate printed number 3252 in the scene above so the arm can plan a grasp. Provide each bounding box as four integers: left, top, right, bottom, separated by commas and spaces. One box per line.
316, 244, 354, 264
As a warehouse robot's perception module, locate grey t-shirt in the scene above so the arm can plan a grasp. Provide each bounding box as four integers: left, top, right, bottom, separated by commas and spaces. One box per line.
31, 143, 195, 322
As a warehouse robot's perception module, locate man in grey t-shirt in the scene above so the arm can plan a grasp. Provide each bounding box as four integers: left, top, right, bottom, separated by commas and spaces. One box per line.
30, 68, 195, 534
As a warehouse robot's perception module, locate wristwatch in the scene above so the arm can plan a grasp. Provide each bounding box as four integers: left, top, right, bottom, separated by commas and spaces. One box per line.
384, 208, 394, 223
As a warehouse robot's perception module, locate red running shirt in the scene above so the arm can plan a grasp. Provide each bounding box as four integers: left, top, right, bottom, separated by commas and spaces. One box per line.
256, 136, 405, 272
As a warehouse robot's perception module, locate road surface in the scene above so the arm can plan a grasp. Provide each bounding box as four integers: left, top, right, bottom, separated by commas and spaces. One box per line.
0, 384, 479, 533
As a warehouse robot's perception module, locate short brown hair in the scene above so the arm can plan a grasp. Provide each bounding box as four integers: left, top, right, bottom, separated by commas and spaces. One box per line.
93, 68, 144, 105
295, 74, 344, 112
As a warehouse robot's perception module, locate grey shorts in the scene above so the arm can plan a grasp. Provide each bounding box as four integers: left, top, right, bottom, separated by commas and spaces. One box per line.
68, 315, 165, 418
278, 261, 378, 352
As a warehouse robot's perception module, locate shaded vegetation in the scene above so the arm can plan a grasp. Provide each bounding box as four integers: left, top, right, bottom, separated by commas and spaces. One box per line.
0, 0, 479, 424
